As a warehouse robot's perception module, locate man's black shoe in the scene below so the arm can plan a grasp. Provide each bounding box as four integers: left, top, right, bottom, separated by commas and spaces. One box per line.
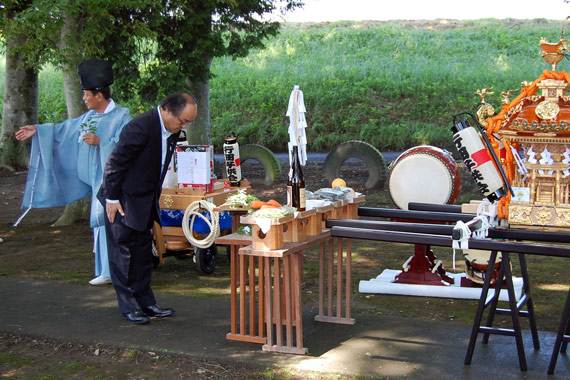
143, 305, 175, 318
123, 310, 150, 324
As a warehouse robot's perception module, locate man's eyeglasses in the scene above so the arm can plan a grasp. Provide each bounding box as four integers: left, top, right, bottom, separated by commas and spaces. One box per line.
177, 116, 193, 127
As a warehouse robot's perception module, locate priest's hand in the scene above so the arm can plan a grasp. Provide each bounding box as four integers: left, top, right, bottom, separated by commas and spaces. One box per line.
106, 201, 125, 223
15, 125, 37, 141
83, 133, 100, 146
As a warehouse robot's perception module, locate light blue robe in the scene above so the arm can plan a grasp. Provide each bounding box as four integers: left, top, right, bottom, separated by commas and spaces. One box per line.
21, 105, 131, 277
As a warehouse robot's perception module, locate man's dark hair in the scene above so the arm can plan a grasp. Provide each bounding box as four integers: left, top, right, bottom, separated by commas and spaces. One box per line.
90, 87, 111, 100
160, 92, 197, 116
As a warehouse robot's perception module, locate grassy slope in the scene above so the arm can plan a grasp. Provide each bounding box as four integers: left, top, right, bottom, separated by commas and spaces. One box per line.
1, 19, 567, 153
210, 18, 567, 152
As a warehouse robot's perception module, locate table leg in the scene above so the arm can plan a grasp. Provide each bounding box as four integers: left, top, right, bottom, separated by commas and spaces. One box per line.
337, 238, 343, 319
328, 240, 334, 317
249, 255, 255, 336
293, 252, 304, 350
264, 257, 273, 347
274, 257, 282, 347
318, 242, 325, 318
239, 253, 246, 336
465, 250, 497, 365
346, 238, 352, 320
548, 285, 570, 375
284, 255, 293, 347
258, 257, 265, 338
230, 245, 237, 335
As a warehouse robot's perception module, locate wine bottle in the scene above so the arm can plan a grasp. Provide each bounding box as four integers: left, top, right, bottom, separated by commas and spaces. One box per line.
290, 145, 306, 211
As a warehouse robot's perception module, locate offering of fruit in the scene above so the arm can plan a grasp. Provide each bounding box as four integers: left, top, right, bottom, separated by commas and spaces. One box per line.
331, 178, 347, 188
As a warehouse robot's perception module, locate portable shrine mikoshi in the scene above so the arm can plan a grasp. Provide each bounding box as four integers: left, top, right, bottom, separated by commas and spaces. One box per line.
476, 31, 570, 232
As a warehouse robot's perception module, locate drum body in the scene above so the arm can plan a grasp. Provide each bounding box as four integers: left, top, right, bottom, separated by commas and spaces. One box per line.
388, 146, 461, 210
463, 249, 503, 284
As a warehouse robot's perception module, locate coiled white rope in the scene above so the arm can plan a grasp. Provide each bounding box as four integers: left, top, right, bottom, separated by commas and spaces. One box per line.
182, 200, 220, 249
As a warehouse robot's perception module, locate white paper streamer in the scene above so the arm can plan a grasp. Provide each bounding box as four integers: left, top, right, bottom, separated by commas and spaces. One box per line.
452, 220, 471, 269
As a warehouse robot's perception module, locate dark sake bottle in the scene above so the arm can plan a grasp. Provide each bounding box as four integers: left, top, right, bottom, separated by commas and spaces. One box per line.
289, 145, 306, 211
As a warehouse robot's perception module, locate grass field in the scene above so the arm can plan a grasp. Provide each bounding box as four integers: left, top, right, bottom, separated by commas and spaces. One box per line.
2, 19, 568, 153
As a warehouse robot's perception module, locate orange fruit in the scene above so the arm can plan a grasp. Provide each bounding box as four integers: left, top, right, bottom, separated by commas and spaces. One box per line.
331, 178, 347, 188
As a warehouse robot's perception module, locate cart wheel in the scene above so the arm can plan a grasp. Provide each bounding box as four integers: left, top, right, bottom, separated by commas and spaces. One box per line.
194, 245, 218, 275
152, 254, 160, 269
151, 241, 161, 269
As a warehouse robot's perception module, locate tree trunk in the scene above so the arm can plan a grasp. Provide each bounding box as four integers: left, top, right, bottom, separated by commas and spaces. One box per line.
0, 35, 39, 171
185, 56, 212, 146
53, 12, 89, 227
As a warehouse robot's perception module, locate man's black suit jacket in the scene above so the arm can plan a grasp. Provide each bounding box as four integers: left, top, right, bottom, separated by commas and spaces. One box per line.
97, 108, 180, 231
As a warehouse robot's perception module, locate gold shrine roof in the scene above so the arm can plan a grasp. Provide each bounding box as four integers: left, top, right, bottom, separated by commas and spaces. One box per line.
498, 77, 570, 136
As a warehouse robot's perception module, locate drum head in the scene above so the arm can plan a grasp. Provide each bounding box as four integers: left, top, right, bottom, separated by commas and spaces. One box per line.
463, 249, 503, 284
463, 249, 502, 268
388, 147, 458, 210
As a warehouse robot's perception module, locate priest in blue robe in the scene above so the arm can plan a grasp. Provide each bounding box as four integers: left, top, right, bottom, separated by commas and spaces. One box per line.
15, 59, 132, 286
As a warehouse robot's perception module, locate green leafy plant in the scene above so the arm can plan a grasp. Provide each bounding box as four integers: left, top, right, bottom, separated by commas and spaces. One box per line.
79, 119, 97, 134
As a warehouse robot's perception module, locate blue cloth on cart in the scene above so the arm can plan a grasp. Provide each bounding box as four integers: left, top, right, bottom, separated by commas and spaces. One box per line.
160, 209, 232, 233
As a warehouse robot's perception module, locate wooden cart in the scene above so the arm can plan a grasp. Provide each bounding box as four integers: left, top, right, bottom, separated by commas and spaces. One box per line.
152, 180, 250, 274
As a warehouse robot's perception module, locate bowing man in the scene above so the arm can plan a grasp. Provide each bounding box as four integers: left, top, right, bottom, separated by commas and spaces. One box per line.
15, 59, 132, 286
97, 92, 197, 324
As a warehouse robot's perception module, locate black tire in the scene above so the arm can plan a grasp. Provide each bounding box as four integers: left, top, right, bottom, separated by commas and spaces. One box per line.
194, 244, 218, 275
324, 140, 387, 189
240, 144, 282, 185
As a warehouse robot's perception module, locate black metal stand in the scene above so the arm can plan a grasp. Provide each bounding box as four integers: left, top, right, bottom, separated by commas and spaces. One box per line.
328, 207, 570, 375
464, 251, 539, 371
548, 285, 570, 375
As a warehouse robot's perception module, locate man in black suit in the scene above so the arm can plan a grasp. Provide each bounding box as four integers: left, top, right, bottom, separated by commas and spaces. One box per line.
97, 92, 197, 324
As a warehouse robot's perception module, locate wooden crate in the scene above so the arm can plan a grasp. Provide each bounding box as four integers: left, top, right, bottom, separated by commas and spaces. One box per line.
283, 209, 316, 242
240, 214, 295, 250
346, 195, 366, 220
331, 199, 347, 220
318, 204, 335, 231
159, 180, 251, 210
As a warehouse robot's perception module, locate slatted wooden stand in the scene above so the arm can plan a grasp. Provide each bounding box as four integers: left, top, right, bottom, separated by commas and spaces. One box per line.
215, 233, 264, 344
239, 232, 332, 354
314, 237, 355, 325
219, 196, 364, 354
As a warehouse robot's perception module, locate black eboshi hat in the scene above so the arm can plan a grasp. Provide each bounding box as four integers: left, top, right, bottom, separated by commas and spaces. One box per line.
78, 59, 113, 90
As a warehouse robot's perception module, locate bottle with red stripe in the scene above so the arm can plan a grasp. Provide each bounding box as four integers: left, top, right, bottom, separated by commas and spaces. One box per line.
451, 117, 505, 201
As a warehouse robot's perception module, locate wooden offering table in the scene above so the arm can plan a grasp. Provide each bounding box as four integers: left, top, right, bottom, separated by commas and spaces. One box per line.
217, 232, 355, 352
216, 197, 364, 354
238, 231, 355, 355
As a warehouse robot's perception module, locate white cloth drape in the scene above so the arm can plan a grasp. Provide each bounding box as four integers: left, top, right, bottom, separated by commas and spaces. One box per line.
286, 85, 308, 166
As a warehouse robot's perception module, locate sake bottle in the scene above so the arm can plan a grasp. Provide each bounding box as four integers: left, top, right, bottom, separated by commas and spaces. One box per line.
290, 145, 306, 211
